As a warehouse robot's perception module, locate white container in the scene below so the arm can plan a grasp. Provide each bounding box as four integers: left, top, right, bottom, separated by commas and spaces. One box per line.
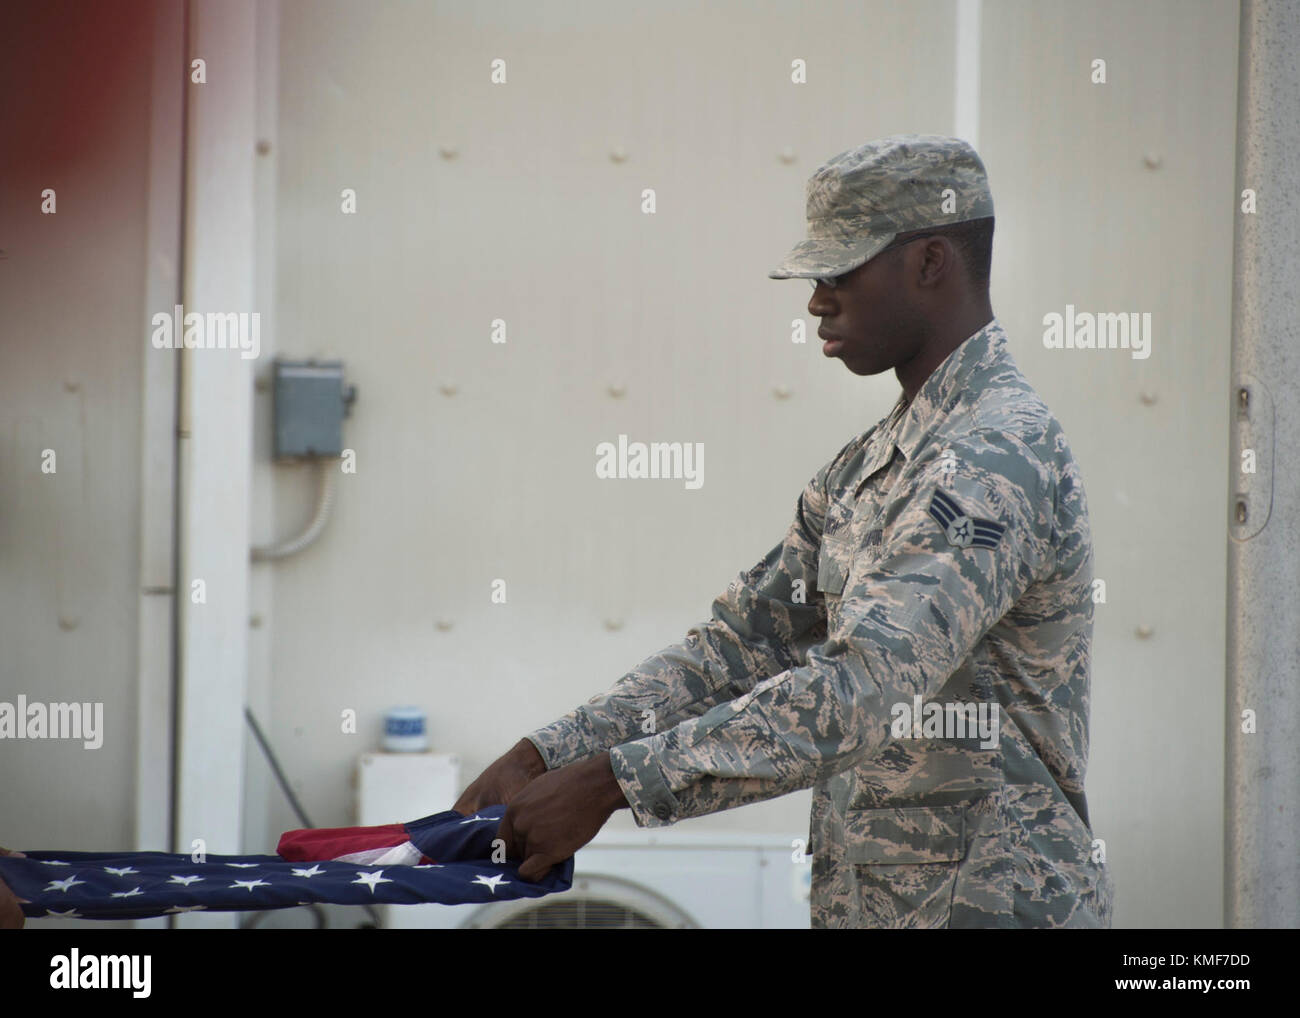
383, 705, 428, 752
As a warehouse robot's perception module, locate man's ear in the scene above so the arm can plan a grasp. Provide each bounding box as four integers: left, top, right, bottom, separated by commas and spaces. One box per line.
917, 237, 956, 287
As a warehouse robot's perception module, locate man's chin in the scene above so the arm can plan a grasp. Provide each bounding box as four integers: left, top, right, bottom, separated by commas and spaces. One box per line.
840, 356, 887, 377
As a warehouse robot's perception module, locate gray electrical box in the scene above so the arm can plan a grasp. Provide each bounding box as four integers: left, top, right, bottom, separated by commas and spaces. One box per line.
271, 360, 357, 459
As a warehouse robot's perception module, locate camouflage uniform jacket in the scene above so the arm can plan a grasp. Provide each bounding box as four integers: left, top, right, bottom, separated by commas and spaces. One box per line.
527, 318, 1114, 928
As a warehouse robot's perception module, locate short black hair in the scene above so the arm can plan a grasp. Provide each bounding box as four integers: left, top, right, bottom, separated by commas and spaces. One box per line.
897, 216, 994, 289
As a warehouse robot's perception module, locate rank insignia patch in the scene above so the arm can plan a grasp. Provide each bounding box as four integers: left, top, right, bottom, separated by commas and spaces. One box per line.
927, 488, 1006, 549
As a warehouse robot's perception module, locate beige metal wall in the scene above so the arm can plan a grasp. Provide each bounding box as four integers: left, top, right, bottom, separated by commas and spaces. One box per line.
255, 0, 1238, 929
256, 0, 956, 856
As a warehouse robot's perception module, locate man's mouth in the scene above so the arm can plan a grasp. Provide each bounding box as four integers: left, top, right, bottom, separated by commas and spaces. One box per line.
818, 327, 846, 356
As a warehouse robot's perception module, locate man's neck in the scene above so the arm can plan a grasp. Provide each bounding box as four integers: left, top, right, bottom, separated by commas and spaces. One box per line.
897, 302, 994, 402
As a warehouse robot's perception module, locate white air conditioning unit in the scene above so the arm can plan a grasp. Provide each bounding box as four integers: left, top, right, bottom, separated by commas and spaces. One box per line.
377, 830, 811, 930
356, 753, 811, 929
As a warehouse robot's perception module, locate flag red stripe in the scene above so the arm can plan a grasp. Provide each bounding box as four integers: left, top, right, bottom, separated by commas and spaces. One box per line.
276, 823, 410, 862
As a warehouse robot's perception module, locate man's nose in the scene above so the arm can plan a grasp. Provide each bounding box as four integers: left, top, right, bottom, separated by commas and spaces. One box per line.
808, 286, 834, 312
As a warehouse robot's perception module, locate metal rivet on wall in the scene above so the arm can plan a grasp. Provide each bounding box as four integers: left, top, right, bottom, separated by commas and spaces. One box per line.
607, 383, 627, 399
249, 614, 263, 628
58, 615, 79, 631
439, 383, 459, 396
604, 617, 624, 631
773, 385, 793, 399
1142, 153, 1162, 170
1135, 625, 1154, 639
256, 139, 272, 156
64, 380, 79, 393
609, 146, 629, 163
439, 145, 459, 160
778, 146, 797, 164
1139, 390, 1157, 405
435, 619, 454, 631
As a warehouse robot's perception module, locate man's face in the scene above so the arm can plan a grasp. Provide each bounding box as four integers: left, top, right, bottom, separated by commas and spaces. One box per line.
808, 238, 930, 376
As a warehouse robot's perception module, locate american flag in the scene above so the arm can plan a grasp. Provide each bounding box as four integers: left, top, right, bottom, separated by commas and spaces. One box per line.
0, 805, 571, 920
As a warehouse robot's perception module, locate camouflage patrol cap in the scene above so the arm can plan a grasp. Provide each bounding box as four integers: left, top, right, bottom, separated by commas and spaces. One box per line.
768, 134, 994, 280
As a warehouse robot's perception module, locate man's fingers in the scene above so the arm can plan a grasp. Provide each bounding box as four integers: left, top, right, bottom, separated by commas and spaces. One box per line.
451, 796, 474, 817
452, 782, 487, 816
496, 812, 518, 860
517, 853, 557, 883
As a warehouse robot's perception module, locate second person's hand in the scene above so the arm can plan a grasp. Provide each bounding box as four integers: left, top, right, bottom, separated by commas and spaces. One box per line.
1, 847, 28, 930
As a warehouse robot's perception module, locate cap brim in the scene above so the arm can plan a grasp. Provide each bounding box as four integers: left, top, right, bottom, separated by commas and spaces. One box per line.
767, 232, 895, 280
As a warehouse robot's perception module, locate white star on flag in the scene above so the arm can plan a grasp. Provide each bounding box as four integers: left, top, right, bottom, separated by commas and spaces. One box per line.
168, 874, 203, 885
43, 860, 71, 866
231, 879, 271, 891
292, 864, 326, 878
226, 862, 260, 868
473, 873, 509, 894
165, 904, 208, 913
46, 909, 82, 918
110, 887, 144, 898
104, 866, 138, 876
44, 875, 85, 893
353, 870, 392, 892
458, 815, 493, 825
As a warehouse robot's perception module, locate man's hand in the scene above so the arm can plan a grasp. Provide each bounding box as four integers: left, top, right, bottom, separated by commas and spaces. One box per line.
497, 752, 628, 882
452, 738, 548, 817
1, 848, 27, 930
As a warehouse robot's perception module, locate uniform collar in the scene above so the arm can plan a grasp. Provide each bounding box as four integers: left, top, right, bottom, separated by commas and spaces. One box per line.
890, 317, 1008, 461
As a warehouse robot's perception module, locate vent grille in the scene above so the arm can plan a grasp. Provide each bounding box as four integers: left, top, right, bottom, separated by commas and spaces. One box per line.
490, 897, 665, 930
462, 876, 698, 929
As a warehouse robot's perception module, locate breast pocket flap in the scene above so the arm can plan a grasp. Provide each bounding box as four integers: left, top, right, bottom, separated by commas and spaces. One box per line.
816, 535, 852, 595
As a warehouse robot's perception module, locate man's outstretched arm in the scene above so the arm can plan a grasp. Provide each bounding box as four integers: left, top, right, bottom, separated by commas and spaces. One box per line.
522, 438, 865, 773
500, 435, 1055, 876
455, 435, 864, 816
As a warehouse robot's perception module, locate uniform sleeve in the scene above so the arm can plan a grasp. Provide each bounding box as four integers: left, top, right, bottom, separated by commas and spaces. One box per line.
523, 438, 863, 772
606, 429, 1056, 826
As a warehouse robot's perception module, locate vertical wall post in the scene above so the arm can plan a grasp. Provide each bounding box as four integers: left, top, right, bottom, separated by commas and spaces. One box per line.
174, 0, 259, 929
1225, 0, 1300, 930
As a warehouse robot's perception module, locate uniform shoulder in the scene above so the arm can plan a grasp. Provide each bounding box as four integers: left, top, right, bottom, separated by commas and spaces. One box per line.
961, 370, 1076, 477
